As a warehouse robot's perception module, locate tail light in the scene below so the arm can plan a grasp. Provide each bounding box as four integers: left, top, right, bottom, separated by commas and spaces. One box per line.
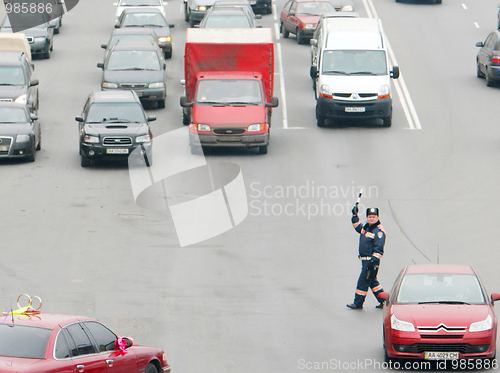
492, 52, 500, 64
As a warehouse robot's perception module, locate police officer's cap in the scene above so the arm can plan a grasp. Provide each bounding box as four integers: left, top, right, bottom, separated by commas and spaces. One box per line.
366, 207, 379, 216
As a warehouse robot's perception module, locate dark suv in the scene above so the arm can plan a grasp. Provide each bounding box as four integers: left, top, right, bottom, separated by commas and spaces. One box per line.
476, 29, 500, 86
76, 90, 155, 167
0, 51, 39, 113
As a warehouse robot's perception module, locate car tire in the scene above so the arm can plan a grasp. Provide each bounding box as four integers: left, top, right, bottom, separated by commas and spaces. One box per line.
281, 23, 289, 38
477, 61, 485, 78
182, 112, 190, 125
164, 50, 172, 59
184, 5, 190, 22
486, 71, 495, 87
189, 17, 197, 27
145, 363, 159, 373
382, 114, 392, 127
36, 136, 41, 151
26, 144, 36, 162
157, 98, 166, 109
54, 27, 59, 34
81, 155, 92, 167
296, 30, 304, 44
258, 144, 268, 154
145, 154, 153, 167
43, 43, 50, 59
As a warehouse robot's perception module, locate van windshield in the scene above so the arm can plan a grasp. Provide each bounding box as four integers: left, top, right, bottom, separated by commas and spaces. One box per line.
321, 50, 387, 75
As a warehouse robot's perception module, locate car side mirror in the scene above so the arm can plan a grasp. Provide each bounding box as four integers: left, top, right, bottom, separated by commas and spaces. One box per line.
169, 24, 175, 28
378, 291, 390, 301
30, 114, 38, 121
97, 63, 104, 69
310, 65, 318, 79
29, 79, 39, 87
180, 79, 186, 86
310, 39, 317, 47
115, 24, 120, 28
193, 24, 200, 28
31, 63, 35, 71
391, 66, 400, 79
491, 293, 500, 303
147, 115, 157, 122
255, 14, 262, 19
75, 116, 84, 122
180, 96, 193, 107
115, 337, 134, 350
265, 97, 279, 108
476, 41, 484, 47
101, 44, 108, 49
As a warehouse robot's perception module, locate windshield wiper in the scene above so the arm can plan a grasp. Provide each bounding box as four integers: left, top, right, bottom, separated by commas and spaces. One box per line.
322, 70, 349, 75
350, 71, 377, 75
418, 301, 471, 305
103, 118, 135, 123
116, 67, 148, 71
0, 83, 17, 86
227, 101, 259, 105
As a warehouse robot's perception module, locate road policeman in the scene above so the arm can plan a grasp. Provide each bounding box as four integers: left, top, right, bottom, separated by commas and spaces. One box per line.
346, 206, 386, 310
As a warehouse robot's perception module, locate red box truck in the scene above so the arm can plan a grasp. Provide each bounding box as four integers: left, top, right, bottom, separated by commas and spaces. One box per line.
180, 28, 279, 154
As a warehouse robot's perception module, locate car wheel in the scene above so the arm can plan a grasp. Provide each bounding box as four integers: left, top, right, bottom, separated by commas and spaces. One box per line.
296, 30, 304, 44
258, 144, 268, 154
184, 5, 190, 22
145, 363, 159, 373
182, 112, 190, 125
477, 61, 485, 78
36, 135, 41, 151
43, 43, 50, 59
189, 17, 197, 27
54, 26, 59, 34
157, 98, 166, 109
281, 23, 289, 38
26, 144, 36, 162
145, 154, 152, 167
382, 114, 392, 127
486, 71, 495, 87
164, 50, 172, 59
81, 155, 92, 167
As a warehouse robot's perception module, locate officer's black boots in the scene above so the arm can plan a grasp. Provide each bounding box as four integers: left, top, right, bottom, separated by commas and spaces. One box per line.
346, 303, 363, 309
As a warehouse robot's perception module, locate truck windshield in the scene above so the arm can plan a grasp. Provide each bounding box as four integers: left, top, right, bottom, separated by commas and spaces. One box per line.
321, 50, 387, 75
195, 79, 262, 104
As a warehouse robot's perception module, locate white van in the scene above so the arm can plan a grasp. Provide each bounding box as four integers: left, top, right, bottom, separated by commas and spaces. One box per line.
310, 18, 399, 127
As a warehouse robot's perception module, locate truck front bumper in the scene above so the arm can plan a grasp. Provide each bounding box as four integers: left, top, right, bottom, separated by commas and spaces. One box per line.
190, 133, 269, 148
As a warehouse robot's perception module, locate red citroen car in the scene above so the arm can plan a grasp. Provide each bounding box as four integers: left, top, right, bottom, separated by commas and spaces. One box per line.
0, 312, 171, 372
379, 264, 500, 362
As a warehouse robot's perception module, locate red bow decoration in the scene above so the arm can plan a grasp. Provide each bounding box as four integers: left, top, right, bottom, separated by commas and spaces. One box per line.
115, 337, 129, 354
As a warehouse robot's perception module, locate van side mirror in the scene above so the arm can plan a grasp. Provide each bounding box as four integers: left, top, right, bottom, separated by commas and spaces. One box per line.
147, 116, 157, 122
180, 96, 193, 107
75, 116, 84, 122
391, 66, 399, 79
29, 79, 39, 87
97, 63, 104, 69
101, 44, 108, 49
30, 114, 38, 121
310, 66, 318, 79
476, 41, 484, 47
265, 97, 279, 108
255, 15, 262, 19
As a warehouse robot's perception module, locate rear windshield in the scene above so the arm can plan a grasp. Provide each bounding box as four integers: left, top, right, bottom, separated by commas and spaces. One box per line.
0, 324, 52, 358
204, 15, 251, 28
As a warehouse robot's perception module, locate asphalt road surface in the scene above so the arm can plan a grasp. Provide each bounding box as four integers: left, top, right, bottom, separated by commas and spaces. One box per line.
1, 0, 500, 372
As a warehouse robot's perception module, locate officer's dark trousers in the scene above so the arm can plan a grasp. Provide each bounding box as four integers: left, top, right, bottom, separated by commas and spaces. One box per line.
353, 259, 384, 307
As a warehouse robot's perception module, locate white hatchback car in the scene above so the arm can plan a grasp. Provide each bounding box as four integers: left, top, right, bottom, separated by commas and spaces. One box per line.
113, 0, 167, 22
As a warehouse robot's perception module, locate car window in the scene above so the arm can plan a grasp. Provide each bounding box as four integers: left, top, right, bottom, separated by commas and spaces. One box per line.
107, 50, 160, 70
86, 102, 147, 123
54, 331, 72, 359
83, 321, 117, 352
0, 66, 27, 85
395, 273, 486, 304
283, 0, 292, 12
109, 35, 156, 49
289, 1, 297, 13
0, 107, 29, 123
123, 13, 167, 27
64, 323, 96, 356
296, 2, 334, 15
0, 325, 52, 358
205, 15, 252, 27
121, 0, 161, 5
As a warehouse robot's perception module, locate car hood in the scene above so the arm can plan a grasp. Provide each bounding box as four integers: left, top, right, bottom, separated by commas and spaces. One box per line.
0, 123, 32, 136
193, 104, 266, 127
103, 69, 164, 84
0, 86, 27, 100
319, 74, 390, 94
0, 356, 46, 372
296, 15, 320, 25
84, 122, 149, 137
393, 304, 492, 328
21, 28, 48, 37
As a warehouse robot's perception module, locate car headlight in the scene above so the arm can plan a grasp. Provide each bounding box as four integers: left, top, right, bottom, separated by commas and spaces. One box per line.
158, 36, 171, 43
15, 94, 27, 104
196, 124, 211, 132
470, 315, 493, 332
248, 123, 265, 132
391, 314, 415, 332
340, 5, 354, 11
302, 24, 314, 29
378, 85, 390, 99
102, 82, 118, 88
136, 134, 151, 143
16, 134, 30, 143
34, 37, 45, 42
148, 82, 165, 88
84, 135, 100, 143
198, 5, 207, 11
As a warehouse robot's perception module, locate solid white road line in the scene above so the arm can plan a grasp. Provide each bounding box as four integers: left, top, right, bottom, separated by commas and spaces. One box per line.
276, 42, 289, 128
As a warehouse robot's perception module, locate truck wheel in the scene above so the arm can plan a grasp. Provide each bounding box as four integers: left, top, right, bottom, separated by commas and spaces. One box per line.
281, 23, 289, 38
258, 145, 268, 154
382, 114, 392, 127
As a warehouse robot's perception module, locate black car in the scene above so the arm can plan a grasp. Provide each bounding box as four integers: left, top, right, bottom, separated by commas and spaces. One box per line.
0, 102, 41, 162
198, 6, 261, 27
476, 30, 500, 87
101, 27, 159, 61
1, 17, 55, 59
98, 39, 167, 108
76, 90, 155, 167
212, 0, 261, 18
115, 8, 173, 59
0, 51, 39, 114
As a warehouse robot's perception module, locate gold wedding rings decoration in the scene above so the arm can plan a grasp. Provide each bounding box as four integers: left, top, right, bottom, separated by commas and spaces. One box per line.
17, 294, 42, 311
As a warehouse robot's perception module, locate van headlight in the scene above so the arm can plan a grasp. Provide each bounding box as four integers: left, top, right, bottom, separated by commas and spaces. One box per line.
15, 94, 27, 104
470, 315, 493, 332
391, 314, 415, 332
158, 36, 171, 43
319, 84, 333, 99
378, 85, 390, 99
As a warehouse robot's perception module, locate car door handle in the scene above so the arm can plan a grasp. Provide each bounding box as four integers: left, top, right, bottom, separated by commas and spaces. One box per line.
106, 360, 114, 364
76, 365, 84, 372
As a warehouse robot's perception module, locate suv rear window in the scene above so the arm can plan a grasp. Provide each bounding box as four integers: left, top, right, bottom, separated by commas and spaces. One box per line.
0, 324, 51, 358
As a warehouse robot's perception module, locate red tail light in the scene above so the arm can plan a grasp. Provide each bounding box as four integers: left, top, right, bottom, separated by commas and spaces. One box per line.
492, 54, 500, 64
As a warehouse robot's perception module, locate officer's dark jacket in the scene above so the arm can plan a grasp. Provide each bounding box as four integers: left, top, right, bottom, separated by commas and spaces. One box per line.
351, 215, 386, 264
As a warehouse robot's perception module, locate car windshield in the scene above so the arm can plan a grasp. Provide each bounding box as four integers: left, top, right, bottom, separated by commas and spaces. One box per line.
2, 17, 47, 29
0, 107, 29, 123
123, 13, 167, 27
0, 67, 26, 85
204, 15, 251, 27
196, 79, 262, 104
296, 1, 334, 15
109, 34, 156, 49
86, 102, 146, 123
107, 50, 160, 70
321, 50, 387, 75
121, 0, 161, 5
395, 273, 486, 305
0, 324, 52, 358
